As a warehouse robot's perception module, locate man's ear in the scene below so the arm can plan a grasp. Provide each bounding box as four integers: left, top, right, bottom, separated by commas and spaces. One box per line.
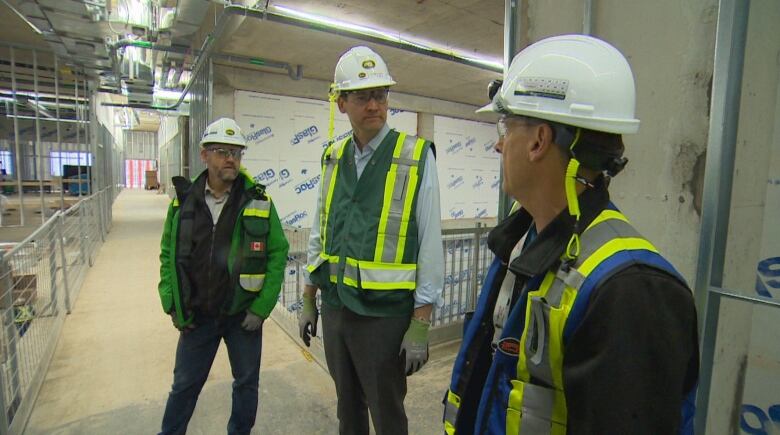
200, 148, 208, 163
337, 96, 347, 114
528, 123, 555, 163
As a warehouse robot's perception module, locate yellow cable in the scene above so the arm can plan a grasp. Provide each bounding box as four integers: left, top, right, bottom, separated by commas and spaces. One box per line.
563, 128, 583, 261
328, 86, 337, 146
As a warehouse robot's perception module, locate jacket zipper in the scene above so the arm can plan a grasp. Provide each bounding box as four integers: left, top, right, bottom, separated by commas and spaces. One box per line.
208, 222, 216, 281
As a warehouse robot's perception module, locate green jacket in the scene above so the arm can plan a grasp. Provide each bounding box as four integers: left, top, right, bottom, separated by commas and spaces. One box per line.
158, 170, 289, 327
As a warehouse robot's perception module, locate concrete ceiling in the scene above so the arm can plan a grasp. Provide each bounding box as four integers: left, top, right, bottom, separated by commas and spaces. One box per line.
2, 0, 507, 116
0, 2, 49, 50
217, 0, 505, 106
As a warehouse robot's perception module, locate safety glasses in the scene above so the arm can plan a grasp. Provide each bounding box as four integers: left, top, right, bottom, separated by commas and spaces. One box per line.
497, 115, 542, 138
345, 88, 390, 105
207, 147, 245, 159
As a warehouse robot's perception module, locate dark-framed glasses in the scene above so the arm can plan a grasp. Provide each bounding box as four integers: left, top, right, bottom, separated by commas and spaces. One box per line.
207, 147, 245, 159
346, 88, 390, 105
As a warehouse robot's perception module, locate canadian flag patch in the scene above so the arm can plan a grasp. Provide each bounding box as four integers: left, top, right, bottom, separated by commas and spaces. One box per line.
250, 241, 265, 252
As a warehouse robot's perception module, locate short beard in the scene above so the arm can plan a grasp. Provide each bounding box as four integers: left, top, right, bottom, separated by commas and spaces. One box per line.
218, 168, 238, 183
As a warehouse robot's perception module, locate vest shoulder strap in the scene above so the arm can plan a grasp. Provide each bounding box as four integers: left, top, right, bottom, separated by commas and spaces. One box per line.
559, 210, 686, 342
322, 137, 349, 166
393, 133, 428, 168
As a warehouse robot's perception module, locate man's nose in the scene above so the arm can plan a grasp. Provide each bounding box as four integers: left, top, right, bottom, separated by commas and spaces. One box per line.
365, 97, 380, 110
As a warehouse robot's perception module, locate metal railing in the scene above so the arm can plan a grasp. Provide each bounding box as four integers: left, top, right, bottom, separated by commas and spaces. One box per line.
271, 224, 495, 351
0, 187, 115, 435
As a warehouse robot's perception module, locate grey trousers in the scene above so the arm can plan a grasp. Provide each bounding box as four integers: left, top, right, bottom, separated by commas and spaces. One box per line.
321, 305, 411, 435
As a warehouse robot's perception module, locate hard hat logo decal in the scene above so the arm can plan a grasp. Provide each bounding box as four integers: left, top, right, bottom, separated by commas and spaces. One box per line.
226, 129, 235, 136
358, 72, 367, 78
362, 59, 376, 69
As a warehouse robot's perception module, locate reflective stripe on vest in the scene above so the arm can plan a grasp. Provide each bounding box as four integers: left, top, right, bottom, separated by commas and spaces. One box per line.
507, 210, 658, 435
444, 390, 461, 435
318, 254, 418, 291
374, 133, 426, 263
243, 198, 271, 218
313, 133, 425, 291
318, 138, 349, 261
239, 274, 265, 292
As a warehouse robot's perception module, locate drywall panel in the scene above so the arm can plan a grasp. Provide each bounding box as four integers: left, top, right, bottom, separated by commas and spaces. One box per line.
234, 89, 417, 228
434, 115, 500, 220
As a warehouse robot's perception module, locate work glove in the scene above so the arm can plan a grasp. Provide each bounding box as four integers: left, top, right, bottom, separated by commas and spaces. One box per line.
241, 311, 264, 331
400, 318, 430, 376
298, 293, 319, 347
170, 312, 196, 333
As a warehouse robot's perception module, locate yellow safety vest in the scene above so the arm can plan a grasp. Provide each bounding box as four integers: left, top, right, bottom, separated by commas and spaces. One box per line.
507, 209, 660, 434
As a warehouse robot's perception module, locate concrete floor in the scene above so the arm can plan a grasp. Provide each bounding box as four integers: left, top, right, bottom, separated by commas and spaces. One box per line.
24, 189, 458, 435
0, 193, 82, 242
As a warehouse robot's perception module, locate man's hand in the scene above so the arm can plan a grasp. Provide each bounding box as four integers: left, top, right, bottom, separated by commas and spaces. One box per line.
298, 287, 319, 347
400, 317, 431, 376
170, 312, 196, 333
241, 311, 264, 331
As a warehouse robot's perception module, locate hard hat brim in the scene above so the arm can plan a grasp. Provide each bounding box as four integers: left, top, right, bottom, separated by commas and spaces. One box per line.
476, 102, 640, 134
334, 79, 396, 92
475, 102, 496, 114
199, 138, 247, 148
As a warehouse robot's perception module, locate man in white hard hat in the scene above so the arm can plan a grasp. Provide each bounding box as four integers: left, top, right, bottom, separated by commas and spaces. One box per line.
298, 46, 445, 435
158, 117, 289, 435
444, 35, 699, 434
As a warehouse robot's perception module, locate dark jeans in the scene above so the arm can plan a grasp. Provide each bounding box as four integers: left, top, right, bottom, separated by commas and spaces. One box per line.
322, 305, 411, 435
160, 314, 263, 435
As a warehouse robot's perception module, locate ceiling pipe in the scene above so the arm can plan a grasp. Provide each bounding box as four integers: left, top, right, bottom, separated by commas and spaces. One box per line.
583, 0, 593, 35
112, 39, 194, 55
105, 2, 500, 110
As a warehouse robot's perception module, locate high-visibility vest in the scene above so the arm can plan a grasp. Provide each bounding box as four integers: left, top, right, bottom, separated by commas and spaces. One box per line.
444, 207, 696, 434
307, 130, 431, 308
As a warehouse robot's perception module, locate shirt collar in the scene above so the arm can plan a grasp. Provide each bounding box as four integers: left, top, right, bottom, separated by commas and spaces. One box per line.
353, 123, 390, 156
205, 179, 231, 198
488, 180, 610, 278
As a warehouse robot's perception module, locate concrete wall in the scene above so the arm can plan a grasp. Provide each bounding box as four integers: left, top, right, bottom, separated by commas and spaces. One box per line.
707, 1, 780, 433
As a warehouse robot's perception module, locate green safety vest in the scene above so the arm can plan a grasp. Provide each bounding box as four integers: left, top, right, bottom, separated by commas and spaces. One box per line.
307, 129, 431, 316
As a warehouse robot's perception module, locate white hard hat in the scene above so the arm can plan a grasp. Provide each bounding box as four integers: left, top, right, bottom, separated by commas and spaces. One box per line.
199, 118, 247, 148
332, 46, 396, 92
478, 34, 640, 134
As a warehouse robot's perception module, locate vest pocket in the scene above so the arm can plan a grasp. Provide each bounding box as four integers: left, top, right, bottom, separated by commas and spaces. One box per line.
507, 380, 566, 434
240, 216, 269, 292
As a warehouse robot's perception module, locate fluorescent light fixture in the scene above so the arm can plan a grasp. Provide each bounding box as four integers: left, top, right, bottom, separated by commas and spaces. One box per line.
271, 5, 504, 71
